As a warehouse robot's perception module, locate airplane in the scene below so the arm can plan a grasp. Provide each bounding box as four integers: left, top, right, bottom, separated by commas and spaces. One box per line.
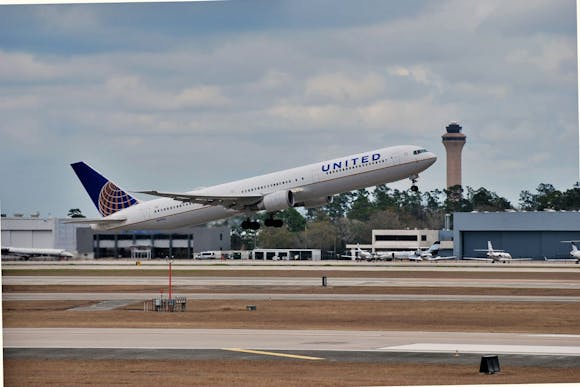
464, 241, 530, 263
345, 241, 454, 262
374, 241, 455, 262
70, 145, 436, 231
544, 241, 580, 264
1, 247, 74, 260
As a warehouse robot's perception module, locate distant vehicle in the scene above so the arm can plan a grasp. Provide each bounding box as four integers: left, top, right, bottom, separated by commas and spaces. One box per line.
545, 241, 580, 264
194, 251, 217, 260
68, 145, 436, 231
464, 241, 530, 263
1, 247, 74, 260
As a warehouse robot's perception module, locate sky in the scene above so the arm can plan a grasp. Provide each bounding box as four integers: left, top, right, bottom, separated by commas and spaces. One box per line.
0, 0, 577, 218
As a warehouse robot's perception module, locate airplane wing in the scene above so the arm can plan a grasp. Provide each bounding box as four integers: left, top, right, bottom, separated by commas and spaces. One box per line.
425, 256, 457, 261
545, 257, 579, 262
462, 257, 493, 262
137, 190, 262, 210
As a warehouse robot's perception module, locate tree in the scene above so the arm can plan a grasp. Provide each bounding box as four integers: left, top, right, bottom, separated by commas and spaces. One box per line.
374, 185, 397, 210
467, 187, 512, 211
277, 208, 306, 232
304, 221, 338, 252
67, 208, 85, 218
347, 189, 374, 221
323, 192, 351, 220
257, 227, 301, 249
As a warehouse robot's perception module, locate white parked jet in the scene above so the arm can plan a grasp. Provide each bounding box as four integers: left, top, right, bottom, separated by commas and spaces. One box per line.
545, 241, 580, 264
1, 247, 74, 260
383, 241, 456, 262
70, 145, 436, 231
465, 241, 530, 263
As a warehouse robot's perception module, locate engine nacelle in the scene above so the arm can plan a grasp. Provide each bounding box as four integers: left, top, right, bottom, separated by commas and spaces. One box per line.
301, 196, 332, 209
257, 190, 295, 211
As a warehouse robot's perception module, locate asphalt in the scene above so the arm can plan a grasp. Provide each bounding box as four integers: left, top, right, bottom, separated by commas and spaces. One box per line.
5, 292, 580, 303
4, 348, 580, 368
5, 276, 580, 289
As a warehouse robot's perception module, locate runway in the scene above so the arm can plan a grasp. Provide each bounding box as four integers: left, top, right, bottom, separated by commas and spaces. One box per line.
5, 275, 580, 289
5, 292, 580, 303
5, 328, 580, 357
4, 259, 580, 272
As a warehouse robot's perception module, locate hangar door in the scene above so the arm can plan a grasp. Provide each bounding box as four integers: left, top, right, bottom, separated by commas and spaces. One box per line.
462, 231, 580, 259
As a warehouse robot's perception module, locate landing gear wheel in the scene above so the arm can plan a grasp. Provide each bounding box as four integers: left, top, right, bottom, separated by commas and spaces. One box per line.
265, 217, 284, 228
410, 185, 419, 192
242, 219, 261, 230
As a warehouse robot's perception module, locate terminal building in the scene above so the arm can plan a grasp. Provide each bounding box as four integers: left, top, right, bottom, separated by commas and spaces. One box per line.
453, 211, 580, 259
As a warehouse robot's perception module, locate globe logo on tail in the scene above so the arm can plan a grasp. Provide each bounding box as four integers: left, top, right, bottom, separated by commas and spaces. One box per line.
98, 181, 137, 216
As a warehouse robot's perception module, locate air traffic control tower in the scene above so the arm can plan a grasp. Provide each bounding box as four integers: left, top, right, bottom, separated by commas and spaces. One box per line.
442, 122, 466, 188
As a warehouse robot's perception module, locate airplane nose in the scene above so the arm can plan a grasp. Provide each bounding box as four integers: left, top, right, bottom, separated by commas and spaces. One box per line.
426, 152, 437, 165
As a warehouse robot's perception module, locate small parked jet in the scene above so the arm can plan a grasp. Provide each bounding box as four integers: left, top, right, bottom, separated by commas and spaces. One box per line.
465, 241, 530, 263
345, 241, 454, 262
70, 145, 436, 231
1, 247, 74, 260
544, 241, 580, 264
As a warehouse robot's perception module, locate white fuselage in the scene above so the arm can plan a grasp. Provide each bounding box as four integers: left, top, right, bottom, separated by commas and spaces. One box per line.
488, 251, 513, 262
94, 145, 436, 231
2, 247, 74, 258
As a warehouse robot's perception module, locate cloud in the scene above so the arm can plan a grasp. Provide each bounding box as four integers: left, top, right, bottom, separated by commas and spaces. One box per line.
305, 72, 386, 102
0, 0, 576, 216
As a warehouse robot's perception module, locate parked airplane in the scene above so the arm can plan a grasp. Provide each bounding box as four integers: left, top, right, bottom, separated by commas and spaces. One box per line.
345, 241, 453, 262
70, 145, 436, 231
465, 241, 530, 263
386, 241, 455, 262
545, 241, 580, 264
1, 247, 74, 259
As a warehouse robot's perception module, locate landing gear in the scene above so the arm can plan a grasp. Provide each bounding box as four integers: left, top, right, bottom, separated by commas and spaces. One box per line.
409, 174, 419, 192
265, 216, 284, 228
241, 216, 284, 230
241, 219, 260, 230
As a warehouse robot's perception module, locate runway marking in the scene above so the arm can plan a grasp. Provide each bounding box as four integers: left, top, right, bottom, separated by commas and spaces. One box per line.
223, 348, 324, 360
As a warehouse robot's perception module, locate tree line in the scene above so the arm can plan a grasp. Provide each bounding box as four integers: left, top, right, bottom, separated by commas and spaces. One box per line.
229, 183, 580, 255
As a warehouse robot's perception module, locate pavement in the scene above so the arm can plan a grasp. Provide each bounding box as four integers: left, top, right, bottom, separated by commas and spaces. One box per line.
5, 292, 580, 303
4, 328, 580, 359
5, 276, 580, 289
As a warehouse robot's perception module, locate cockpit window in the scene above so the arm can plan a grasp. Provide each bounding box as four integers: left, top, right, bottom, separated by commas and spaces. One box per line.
413, 148, 428, 155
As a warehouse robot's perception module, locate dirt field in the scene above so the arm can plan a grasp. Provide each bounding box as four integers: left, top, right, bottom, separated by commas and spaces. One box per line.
5, 359, 580, 387
4, 299, 580, 333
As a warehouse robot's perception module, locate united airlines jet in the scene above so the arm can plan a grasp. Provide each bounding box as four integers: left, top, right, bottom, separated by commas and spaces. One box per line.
70, 145, 436, 231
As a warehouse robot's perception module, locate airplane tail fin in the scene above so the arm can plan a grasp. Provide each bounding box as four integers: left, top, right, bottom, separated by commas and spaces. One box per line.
71, 162, 139, 217
429, 241, 440, 256
572, 242, 578, 252
488, 241, 493, 252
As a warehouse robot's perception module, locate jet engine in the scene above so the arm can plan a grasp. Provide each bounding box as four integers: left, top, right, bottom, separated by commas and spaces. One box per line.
257, 190, 295, 211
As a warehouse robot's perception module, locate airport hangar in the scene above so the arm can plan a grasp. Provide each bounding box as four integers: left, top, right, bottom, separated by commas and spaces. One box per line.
453, 210, 580, 259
